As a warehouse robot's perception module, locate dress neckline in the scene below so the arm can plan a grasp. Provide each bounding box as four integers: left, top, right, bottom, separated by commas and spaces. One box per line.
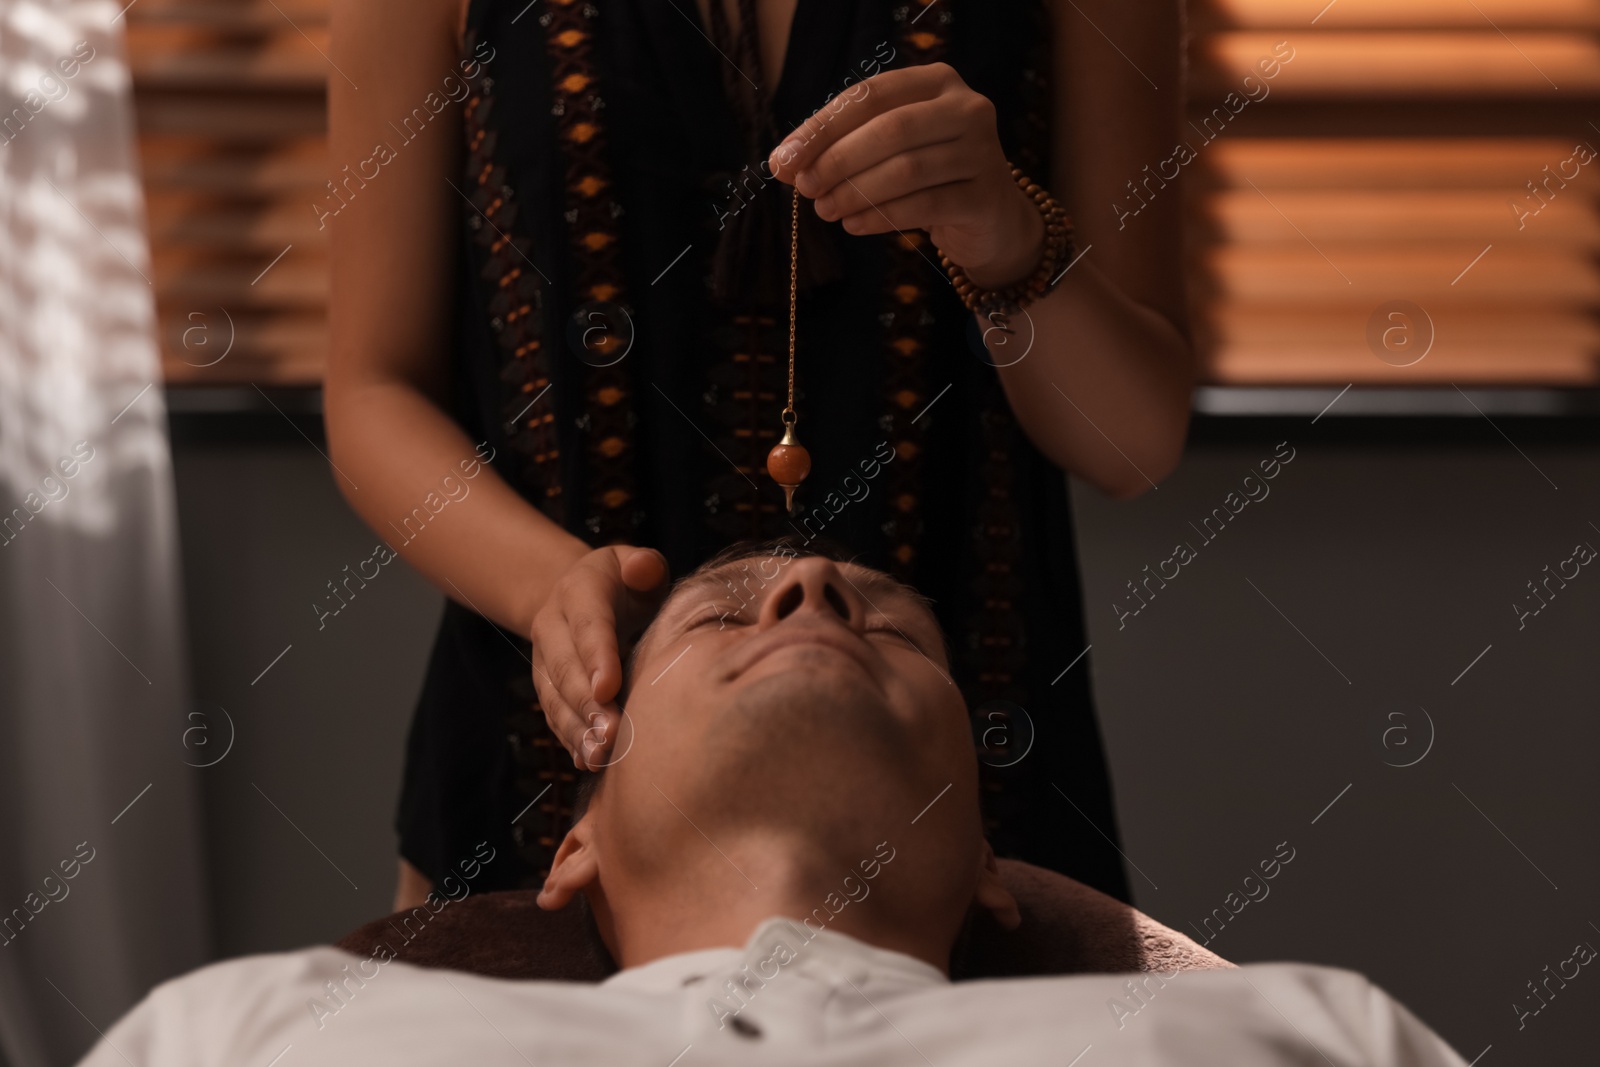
640, 0, 854, 159
687, 0, 808, 112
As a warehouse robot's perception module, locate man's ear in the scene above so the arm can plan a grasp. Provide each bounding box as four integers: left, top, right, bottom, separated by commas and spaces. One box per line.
537, 815, 599, 911
974, 838, 1021, 930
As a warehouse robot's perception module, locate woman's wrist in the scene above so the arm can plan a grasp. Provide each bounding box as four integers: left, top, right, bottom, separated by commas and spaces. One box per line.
963, 182, 1048, 291
513, 534, 593, 637
939, 163, 1073, 318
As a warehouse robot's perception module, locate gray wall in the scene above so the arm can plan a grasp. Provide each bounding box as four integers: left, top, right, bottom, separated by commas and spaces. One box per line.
171, 430, 1599, 1061
172, 444, 442, 957
1073, 434, 1599, 1065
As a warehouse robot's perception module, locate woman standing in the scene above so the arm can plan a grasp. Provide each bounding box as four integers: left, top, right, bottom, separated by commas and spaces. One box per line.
326, 0, 1191, 911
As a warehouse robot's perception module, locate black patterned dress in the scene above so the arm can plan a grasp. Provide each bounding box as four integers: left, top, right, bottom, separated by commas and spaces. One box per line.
397, 0, 1132, 905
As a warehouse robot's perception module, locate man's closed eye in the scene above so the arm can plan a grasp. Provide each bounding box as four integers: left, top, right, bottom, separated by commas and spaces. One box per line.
681, 604, 747, 632
681, 604, 919, 648
864, 616, 924, 650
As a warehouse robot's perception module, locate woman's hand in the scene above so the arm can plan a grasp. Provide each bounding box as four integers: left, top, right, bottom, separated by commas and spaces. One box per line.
529, 545, 669, 770
766, 62, 1045, 290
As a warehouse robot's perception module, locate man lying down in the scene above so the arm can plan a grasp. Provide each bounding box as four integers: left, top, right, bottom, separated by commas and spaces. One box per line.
80, 543, 1468, 1066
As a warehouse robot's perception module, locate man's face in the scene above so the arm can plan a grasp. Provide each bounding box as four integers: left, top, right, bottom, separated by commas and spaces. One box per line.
593, 548, 980, 879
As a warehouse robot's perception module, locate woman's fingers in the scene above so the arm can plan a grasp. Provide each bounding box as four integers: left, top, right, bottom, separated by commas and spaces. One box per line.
533, 544, 670, 769
835, 180, 974, 236
532, 615, 604, 768
592, 547, 668, 707
796, 98, 965, 203
811, 138, 980, 223
617, 545, 669, 595
567, 606, 622, 764
768, 64, 949, 182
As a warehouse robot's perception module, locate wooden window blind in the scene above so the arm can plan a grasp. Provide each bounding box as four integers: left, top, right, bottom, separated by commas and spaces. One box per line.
129, 0, 1600, 387
1188, 0, 1600, 383
130, 0, 329, 385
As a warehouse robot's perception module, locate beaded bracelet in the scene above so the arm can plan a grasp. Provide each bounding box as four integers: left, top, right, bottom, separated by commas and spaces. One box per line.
938, 163, 1074, 318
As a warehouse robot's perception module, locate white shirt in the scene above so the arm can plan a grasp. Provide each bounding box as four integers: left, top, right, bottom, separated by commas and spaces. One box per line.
79, 916, 1468, 1066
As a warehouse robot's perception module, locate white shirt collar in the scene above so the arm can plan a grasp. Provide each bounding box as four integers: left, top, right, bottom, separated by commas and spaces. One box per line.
601, 915, 948, 994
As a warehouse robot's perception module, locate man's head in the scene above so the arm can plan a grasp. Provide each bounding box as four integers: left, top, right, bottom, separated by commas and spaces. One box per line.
537, 539, 1018, 972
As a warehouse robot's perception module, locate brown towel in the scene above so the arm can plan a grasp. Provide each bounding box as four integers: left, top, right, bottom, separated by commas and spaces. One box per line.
333, 860, 1231, 982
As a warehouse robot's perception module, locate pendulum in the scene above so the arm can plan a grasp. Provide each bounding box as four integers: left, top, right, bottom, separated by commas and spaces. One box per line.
768, 409, 809, 515
765, 187, 810, 513
766, 184, 811, 514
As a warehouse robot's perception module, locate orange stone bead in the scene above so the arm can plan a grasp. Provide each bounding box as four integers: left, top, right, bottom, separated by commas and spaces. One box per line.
766, 441, 811, 513
766, 443, 811, 486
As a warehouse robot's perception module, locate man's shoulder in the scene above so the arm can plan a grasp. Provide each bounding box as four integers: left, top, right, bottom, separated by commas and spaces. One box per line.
157, 944, 377, 993
1009, 958, 1400, 1009
82, 947, 375, 1066
132, 945, 383, 1028
956, 960, 1463, 1066
946, 961, 1405, 1034
1229, 960, 1432, 1029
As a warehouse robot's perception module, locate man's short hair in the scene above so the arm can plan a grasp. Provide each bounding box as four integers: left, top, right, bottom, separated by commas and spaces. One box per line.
569, 765, 602, 830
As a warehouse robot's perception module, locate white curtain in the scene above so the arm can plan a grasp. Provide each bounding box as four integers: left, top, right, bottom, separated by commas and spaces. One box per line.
0, 2, 209, 1064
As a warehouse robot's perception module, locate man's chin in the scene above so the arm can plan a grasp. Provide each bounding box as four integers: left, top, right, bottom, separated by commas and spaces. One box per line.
738, 639, 882, 687
693, 667, 912, 818
728, 657, 896, 734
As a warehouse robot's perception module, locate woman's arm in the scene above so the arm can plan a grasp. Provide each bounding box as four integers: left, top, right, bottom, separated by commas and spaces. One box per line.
765, 2, 1193, 500
982, 0, 1193, 499
325, 0, 589, 638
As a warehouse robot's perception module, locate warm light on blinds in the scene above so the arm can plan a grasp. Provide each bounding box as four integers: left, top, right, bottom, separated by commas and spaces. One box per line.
1188, 0, 1600, 383
126, 0, 1600, 387
130, 0, 328, 384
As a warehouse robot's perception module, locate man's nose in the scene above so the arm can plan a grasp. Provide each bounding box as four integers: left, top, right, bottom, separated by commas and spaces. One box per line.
757, 556, 866, 631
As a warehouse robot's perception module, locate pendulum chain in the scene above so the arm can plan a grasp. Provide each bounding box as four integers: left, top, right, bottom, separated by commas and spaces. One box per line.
765, 184, 811, 513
